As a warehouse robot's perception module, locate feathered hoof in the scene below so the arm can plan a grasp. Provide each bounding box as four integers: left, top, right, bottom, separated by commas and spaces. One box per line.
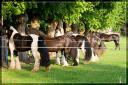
84, 61, 90, 64
56, 61, 60, 65
62, 64, 69, 67
15, 63, 21, 70
31, 68, 39, 72
15, 66, 21, 70
62, 65, 68, 67
91, 58, 99, 62
9, 62, 15, 70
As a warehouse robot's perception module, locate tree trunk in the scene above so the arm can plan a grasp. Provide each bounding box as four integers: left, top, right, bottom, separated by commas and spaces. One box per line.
47, 20, 58, 37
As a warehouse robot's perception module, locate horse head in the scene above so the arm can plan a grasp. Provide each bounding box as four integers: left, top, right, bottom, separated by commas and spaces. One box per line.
30, 17, 40, 29
16, 13, 28, 25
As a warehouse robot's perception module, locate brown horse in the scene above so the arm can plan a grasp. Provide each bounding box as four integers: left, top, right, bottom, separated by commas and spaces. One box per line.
27, 27, 80, 66
26, 16, 93, 65
26, 27, 95, 65
95, 32, 120, 50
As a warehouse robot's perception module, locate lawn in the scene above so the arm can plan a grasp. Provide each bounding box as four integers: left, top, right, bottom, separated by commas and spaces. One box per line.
2, 36, 127, 84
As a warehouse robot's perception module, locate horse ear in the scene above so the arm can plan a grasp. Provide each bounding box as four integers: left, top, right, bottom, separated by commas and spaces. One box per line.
10, 26, 15, 30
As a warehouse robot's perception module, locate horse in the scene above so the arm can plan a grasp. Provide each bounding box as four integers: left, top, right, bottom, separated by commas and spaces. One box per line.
85, 31, 106, 62
26, 17, 82, 66
65, 31, 97, 64
27, 24, 67, 65
95, 32, 120, 50
46, 33, 95, 65
27, 28, 79, 66
26, 26, 94, 66
54, 21, 66, 65
93, 40, 106, 57
74, 35, 92, 62
3, 26, 50, 72
12, 13, 30, 63
26, 20, 94, 65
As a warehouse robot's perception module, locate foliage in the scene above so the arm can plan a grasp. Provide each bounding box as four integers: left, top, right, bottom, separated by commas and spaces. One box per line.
105, 2, 126, 31
2, 2, 26, 20
2, 1, 126, 32
81, 2, 126, 32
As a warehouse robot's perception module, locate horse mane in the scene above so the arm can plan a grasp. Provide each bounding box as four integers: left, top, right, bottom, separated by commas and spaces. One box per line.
26, 27, 48, 38
26, 27, 68, 41
111, 33, 120, 37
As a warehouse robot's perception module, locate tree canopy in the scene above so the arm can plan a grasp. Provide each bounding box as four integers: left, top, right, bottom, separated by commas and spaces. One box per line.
2, 1, 127, 32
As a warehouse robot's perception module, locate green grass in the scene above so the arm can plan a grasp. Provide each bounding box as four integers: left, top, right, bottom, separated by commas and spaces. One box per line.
2, 36, 127, 83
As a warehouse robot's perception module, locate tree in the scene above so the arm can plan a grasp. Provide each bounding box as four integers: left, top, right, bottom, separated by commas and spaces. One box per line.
2, 2, 26, 19
81, 2, 126, 32
2, 1, 126, 32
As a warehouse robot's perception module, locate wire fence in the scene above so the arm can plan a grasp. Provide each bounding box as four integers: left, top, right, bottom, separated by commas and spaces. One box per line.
0, 39, 125, 42
0, 46, 127, 50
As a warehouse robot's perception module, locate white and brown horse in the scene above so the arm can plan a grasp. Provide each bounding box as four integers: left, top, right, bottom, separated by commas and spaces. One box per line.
4, 26, 50, 72
86, 31, 106, 63
71, 34, 101, 63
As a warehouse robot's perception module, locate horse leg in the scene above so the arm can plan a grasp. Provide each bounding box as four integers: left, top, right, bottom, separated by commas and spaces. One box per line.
13, 51, 21, 70
76, 48, 80, 64
9, 43, 15, 69
90, 48, 99, 62
61, 50, 68, 66
31, 51, 40, 72
118, 43, 120, 50
55, 52, 60, 65
81, 40, 85, 55
114, 40, 120, 50
84, 41, 92, 64
15, 56, 21, 70
114, 40, 117, 50
9, 51, 15, 69
72, 48, 79, 66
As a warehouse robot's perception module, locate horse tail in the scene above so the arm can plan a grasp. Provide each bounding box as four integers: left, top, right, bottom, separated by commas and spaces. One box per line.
69, 40, 78, 66
38, 37, 50, 67
84, 39, 92, 61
